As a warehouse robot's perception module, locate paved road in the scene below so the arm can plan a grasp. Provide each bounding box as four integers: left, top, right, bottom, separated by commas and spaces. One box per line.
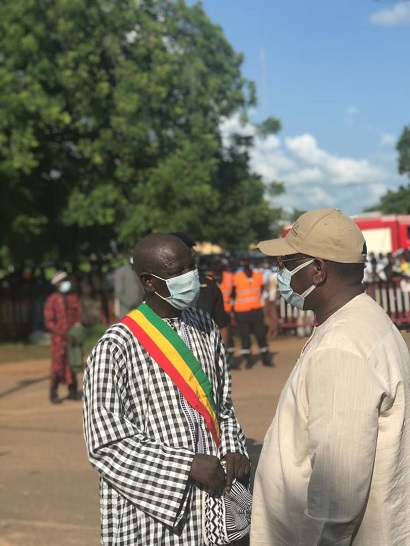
1, 332, 408, 545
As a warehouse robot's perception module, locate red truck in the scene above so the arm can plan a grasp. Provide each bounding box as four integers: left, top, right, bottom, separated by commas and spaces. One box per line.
352, 213, 410, 255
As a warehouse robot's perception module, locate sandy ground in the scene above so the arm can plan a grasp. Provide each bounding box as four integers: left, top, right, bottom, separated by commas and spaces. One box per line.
0, 332, 409, 546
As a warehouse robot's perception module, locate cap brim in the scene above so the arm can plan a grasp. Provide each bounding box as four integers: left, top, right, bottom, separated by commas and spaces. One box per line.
258, 237, 296, 257
51, 272, 68, 285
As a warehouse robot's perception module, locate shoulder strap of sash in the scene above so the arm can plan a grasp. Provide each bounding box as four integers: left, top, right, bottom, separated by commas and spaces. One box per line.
121, 303, 220, 447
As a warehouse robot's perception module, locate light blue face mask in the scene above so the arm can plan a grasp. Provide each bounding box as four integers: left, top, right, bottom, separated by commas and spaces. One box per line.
59, 280, 71, 294
151, 269, 201, 310
277, 259, 315, 310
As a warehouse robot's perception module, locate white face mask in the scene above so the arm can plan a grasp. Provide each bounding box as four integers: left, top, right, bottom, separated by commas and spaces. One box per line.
59, 280, 71, 294
151, 269, 201, 310
277, 259, 315, 310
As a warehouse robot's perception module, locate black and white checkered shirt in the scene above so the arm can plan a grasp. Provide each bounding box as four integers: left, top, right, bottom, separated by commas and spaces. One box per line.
83, 307, 248, 545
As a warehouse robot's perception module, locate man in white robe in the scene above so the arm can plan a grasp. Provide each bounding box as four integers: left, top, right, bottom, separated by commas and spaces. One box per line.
251, 209, 410, 546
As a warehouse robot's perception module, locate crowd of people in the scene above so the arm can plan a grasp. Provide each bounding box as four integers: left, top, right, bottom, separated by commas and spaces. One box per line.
3, 247, 410, 342
363, 249, 410, 285
0, 250, 279, 348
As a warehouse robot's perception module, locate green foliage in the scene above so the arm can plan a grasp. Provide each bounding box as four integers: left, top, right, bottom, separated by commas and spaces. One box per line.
397, 126, 410, 178
365, 125, 410, 214
207, 138, 284, 249
256, 116, 282, 137
367, 186, 410, 215
1, 0, 281, 264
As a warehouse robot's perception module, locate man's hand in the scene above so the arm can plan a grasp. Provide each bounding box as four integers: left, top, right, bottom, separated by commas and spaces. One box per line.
189, 454, 226, 493
221, 452, 250, 492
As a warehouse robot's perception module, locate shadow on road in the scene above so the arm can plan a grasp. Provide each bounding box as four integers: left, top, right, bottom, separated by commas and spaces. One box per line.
0, 376, 48, 398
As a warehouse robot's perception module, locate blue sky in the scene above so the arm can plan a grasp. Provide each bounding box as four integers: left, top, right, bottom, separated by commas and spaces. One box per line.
190, 0, 410, 216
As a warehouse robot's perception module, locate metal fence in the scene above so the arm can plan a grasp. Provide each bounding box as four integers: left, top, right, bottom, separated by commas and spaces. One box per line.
267, 280, 410, 338
1, 281, 410, 342
0, 290, 37, 342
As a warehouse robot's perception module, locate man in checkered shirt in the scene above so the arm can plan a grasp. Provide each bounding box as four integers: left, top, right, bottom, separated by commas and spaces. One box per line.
83, 233, 250, 545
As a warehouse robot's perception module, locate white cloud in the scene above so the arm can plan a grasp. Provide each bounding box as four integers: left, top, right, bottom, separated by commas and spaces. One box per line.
250, 134, 296, 180
284, 134, 385, 186
380, 133, 397, 147
219, 115, 406, 216
219, 115, 255, 148
370, 3, 410, 26
285, 167, 324, 185
346, 106, 358, 116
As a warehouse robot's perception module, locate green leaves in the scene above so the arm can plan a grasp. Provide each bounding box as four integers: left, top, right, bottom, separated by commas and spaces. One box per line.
62, 186, 127, 227
1, 0, 281, 263
256, 117, 282, 137
398, 126, 410, 178
366, 126, 410, 214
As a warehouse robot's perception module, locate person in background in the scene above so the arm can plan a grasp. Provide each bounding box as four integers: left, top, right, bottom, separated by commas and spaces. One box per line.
382, 252, 404, 282
363, 255, 381, 285
264, 258, 279, 339
44, 271, 83, 404
251, 208, 410, 546
399, 249, 410, 277
113, 257, 144, 318
214, 258, 238, 370
232, 255, 273, 369
169, 232, 234, 363
83, 233, 250, 545
376, 252, 387, 270
259, 259, 273, 304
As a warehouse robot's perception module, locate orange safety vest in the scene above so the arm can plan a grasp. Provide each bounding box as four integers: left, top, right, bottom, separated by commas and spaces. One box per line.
232, 270, 264, 312
219, 271, 233, 313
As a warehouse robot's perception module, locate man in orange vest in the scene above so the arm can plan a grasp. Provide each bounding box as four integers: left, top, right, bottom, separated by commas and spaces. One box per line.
232, 255, 273, 369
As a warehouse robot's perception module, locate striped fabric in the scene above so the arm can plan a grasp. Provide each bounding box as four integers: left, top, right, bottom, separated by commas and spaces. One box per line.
203, 461, 252, 545
83, 306, 248, 545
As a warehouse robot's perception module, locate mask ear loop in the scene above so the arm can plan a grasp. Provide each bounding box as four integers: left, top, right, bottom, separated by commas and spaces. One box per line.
150, 272, 167, 281
289, 258, 314, 276
297, 260, 316, 298
148, 272, 170, 301
300, 284, 316, 298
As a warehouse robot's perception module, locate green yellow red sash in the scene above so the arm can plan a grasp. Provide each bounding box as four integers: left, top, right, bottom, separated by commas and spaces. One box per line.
121, 303, 220, 447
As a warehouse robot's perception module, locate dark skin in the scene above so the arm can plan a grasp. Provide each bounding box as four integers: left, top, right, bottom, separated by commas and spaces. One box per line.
133, 233, 250, 492
279, 253, 365, 325
242, 257, 253, 279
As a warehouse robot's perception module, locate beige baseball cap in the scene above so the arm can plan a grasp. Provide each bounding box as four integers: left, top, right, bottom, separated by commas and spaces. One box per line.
258, 208, 367, 263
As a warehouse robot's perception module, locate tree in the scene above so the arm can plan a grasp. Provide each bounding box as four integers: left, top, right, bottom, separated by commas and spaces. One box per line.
364, 125, 410, 214
0, 0, 282, 264
397, 125, 410, 179
207, 131, 284, 249
366, 185, 410, 215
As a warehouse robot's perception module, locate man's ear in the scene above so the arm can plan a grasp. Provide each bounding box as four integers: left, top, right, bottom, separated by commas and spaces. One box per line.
139, 272, 155, 292
312, 258, 327, 286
